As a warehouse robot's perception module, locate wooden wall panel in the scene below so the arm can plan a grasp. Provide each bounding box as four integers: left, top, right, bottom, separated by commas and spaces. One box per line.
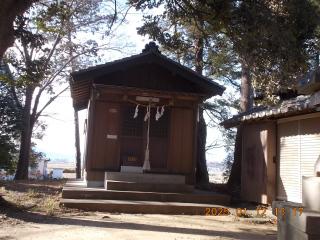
86, 169, 96, 181
181, 109, 193, 174
183, 100, 193, 108
120, 138, 143, 166
187, 107, 198, 185
92, 101, 108, 170
149, 139, 168, 169
166, 75, 176, 91
170, 108, 183, 173
92, 101, 108, 181
242, 122, 268, 203
107, 72, 118, 85
157, 66, 168, 90
170, 108, 194, 175
148, 63, 158, 89
174, 100, 187, 108
98, 92, 120, 102
130, 65, 142, 88
123, 69, 132, 87
86, 91, 96, 181
105, 102, 120, 169
85, 88, 198, 182
174, 75, 190, 92
139, 64, 150, 87
90, 101, 120, 181
95, 63, 198, 93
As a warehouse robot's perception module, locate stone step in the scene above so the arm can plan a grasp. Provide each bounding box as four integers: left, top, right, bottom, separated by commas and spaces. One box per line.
62, 187, 230, 205
105, 180, 191, 193
105, 172, 185, 184
60, 199, 227, 215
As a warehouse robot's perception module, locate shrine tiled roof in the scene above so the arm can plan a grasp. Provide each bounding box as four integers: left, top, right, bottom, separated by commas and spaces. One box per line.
220, 95, 315, 128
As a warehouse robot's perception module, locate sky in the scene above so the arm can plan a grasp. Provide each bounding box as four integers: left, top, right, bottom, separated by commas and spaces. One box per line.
34, 4, 229, 163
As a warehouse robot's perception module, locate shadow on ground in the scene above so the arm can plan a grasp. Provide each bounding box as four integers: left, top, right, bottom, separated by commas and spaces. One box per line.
2, 210, 276, 239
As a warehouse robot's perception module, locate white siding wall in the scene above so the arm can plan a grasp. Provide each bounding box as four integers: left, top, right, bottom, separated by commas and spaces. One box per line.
277, 114, 320, 203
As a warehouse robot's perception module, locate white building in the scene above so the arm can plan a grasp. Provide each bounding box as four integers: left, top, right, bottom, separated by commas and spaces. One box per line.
52, 168, 63, 179
29, 158, 50, 179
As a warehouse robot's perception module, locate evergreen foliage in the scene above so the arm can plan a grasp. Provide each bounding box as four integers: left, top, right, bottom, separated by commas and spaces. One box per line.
132, 0, 320, 100
0, 61, 45, 174
0, 61, 21, 173
131, 0, 320, 185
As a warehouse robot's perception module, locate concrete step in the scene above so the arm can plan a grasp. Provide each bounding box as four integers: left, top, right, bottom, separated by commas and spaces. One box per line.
62, 187, 230, 205
60, 199, 226, 215
105, 172, 185, 184
105, 180, 191, 193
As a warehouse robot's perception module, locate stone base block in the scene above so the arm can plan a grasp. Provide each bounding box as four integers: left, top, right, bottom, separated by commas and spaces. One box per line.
273, 201, 320, 240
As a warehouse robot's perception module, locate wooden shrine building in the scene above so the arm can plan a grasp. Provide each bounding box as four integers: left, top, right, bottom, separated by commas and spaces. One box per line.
70, 42, 225, 188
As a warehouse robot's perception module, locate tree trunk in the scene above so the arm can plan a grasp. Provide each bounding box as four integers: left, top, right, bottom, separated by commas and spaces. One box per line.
239, 61, 253, 112
227, 61, 252, 186
196, 107, 209, 183
15, 86, 34, 180
194, 27, 209, 183
0, 0, 34, 61
68, 30, 82, 179
227, 125, 242, 186
74, 110, 81, 178
195, 37, 204, 75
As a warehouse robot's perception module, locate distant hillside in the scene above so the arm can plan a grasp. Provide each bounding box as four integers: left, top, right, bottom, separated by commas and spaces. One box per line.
207, 161, 223, 169
35, 148, 76, 163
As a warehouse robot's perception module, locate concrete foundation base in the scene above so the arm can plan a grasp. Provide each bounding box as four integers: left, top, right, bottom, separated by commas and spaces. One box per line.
104, 172, 190, 193
272, 201, 320, 240
60, 179, 231, 214
86, 180, 104, 187
105, 172, 185, 184
120, 166, 143, 173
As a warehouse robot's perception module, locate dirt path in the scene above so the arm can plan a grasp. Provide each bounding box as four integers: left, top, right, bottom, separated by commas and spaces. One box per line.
0, 180, 277, 240
0, 212, 276, 240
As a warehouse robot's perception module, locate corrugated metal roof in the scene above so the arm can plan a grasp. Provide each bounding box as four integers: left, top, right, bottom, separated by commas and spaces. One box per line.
220, 95, 316, 128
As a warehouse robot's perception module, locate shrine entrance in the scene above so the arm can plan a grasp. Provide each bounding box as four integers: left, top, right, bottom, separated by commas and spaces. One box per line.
120, 105, 170, 171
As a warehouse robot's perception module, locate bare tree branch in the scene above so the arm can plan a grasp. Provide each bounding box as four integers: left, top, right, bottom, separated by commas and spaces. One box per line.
35, 86, 69, 122
109, 0, 117, 30
43, 34, 62, 70
39, 114, 69, 123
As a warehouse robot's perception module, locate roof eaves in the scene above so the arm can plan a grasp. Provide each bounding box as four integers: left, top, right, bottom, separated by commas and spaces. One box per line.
220, 95, 313, 128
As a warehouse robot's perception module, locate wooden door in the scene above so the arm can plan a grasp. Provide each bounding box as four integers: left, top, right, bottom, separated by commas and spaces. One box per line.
120, 105, 170, 170
149, 108, 170, 170
120, 106, 144, 167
